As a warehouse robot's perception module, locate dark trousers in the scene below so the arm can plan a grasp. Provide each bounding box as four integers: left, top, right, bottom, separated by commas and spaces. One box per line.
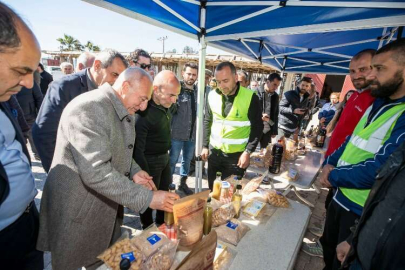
259, 132, 272, 149
276, 127, 294, 141
207, 149, 245, 191
26, 120, 38, 156
325, 188, 334, 210
140, 153, 171, 228
320, 200, 359, 270
0, 203, 44, 270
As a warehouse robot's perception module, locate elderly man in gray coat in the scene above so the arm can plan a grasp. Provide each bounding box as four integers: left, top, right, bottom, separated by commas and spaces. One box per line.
37, 68, 179, 270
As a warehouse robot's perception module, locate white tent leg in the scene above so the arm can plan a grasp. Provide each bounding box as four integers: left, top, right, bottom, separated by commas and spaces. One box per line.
195, 35, 207, 194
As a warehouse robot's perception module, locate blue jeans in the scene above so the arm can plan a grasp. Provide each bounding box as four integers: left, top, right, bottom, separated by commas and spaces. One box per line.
170, 139, 195, 177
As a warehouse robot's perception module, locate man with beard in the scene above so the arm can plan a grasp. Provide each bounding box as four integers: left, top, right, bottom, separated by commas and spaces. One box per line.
277, 76, 311, 139
237, 70, 249, 88
257, 73, 282, 148
302, 50, 378, 255
317, 39, 405, 270
201, 62, 263, 191
169, 62, 198, 195
325, 49, 377, 157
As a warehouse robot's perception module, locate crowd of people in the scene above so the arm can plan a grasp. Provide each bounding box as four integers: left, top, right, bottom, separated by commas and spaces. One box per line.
0, 2, 405, 270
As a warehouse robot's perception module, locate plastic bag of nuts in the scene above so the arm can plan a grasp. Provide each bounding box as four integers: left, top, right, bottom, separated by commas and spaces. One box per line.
142, 240, 178, 270
212, 202, 236, 227
242, 175, 265, 196
266, 190, 290, 208
97, 235, 142, 270
131, 225, 171, 258
214, 219, 250, 246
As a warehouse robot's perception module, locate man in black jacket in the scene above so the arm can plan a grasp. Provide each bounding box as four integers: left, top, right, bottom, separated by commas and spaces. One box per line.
32, 49, 128, 172
257, 73, 282, 148
335, 141, 405, 270
277, 76, 311, 139
16, 83, 43, 159
134, 70, 181, 228
169, 62, 199, 195
37, 63, 53, 96
0, 2, 43, 268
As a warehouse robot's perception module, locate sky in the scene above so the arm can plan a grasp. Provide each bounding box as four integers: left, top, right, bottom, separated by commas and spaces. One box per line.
4, 0, 228, 55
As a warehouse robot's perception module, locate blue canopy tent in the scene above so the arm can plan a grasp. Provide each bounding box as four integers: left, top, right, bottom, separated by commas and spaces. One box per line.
83, 0, 405, 192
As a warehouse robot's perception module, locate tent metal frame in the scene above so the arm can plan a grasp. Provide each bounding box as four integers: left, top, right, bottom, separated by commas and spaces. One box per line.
83, 0, 405, 192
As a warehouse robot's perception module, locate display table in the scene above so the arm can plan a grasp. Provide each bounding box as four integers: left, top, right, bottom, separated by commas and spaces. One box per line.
248, 148, 324, 207
229, 199, 311, 270
97, 199, 311, 270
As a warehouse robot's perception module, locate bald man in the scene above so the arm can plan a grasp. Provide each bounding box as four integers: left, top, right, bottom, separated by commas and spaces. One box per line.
37, 68, 180, 269
0, 3, 43, 269
134, 70, 181, 228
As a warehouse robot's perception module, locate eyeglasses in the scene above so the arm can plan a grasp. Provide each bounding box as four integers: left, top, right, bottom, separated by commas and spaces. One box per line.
137, 63, 152, 70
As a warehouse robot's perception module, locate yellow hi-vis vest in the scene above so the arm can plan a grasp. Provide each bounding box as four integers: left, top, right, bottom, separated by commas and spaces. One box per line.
208, 86, 254, 153
337, 102, 405, 207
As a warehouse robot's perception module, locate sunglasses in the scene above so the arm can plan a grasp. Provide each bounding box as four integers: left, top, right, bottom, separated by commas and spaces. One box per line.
137, 63, 152, 70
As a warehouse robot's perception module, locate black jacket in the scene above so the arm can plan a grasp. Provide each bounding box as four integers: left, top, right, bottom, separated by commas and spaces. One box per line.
32, 69, 89, 172
16, 83, 43, 123
134, 100, 172, 173
0, 102, 31, 206
345, 141, 405, 270
171, 82, 197, 141
257, 86, 279, 135
278, 87, 309, 131
39, 70, 53, 96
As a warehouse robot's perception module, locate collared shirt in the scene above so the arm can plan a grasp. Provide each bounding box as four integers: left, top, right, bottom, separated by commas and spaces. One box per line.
86, 68, 98, 91
0, 109, 37, 231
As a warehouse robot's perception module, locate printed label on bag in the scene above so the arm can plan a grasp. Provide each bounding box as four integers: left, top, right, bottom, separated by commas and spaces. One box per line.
147, 234, 161, 245
121, 252, 136, 262
288, 168, 298, 178
226, 221, 238, 230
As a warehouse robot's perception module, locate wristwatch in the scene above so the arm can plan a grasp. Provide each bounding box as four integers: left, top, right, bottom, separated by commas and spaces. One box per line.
244, 149, 252, 154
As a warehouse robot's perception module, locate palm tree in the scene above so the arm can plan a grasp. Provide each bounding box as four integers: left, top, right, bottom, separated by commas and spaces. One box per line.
57, 34, 82, 51
85, 41, 101, 52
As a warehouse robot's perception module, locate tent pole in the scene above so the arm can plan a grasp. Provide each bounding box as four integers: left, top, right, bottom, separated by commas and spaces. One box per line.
195, 4, 207, 194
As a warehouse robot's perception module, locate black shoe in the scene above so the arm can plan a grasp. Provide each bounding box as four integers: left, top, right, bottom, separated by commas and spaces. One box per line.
179, 176, 194, 195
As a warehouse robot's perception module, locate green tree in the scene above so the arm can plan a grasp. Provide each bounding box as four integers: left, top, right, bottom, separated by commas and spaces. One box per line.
183, 46, 196, 54
57, 34, 82, 51
85, 41, 101, 52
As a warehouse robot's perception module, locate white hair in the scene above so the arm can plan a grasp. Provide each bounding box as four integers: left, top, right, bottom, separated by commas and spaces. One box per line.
96, 49, 128, 69
113, 67, 152, 90
76, 52, 95, 69
60, 62, 73, 69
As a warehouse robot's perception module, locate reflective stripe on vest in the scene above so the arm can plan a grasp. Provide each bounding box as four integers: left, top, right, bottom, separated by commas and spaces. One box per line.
338, 102, 405, 207
209, 86, 254, 153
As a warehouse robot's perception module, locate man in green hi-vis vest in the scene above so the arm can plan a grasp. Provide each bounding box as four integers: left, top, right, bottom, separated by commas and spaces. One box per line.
201, 62, 263, 191
316, 39, 405, 270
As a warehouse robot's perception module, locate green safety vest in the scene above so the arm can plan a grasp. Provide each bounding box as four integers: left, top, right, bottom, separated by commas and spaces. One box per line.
338, 102, 405, 207
208, 86, 254, 153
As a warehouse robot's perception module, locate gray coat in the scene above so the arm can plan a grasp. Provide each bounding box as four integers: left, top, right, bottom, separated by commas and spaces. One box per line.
37, 84, 153, 269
